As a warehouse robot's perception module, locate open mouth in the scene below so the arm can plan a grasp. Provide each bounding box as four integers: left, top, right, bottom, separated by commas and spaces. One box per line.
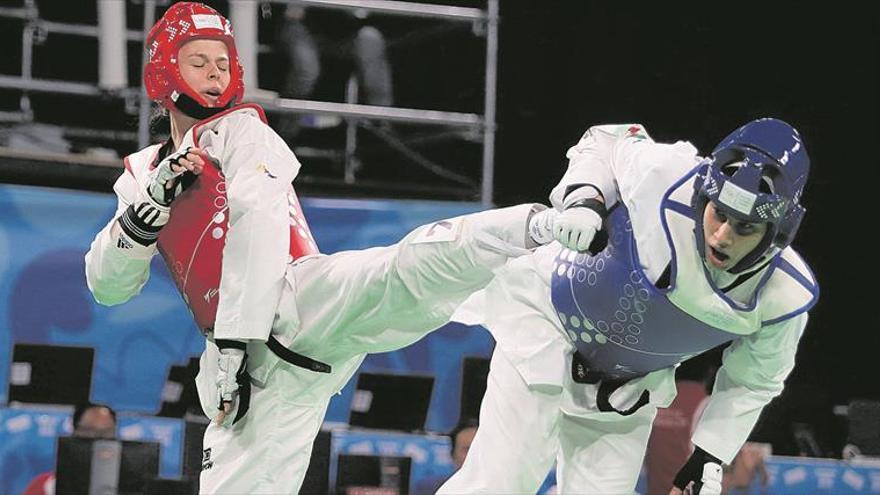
708, 246, 729, 266
203, 89, 221, 101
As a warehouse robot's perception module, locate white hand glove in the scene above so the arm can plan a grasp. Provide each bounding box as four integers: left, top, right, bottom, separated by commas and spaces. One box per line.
697, 462, 723, 495
553, 207, 603, 251
215, 344, 246, 427
147, 146, 206, 206
527, 206, 558, 246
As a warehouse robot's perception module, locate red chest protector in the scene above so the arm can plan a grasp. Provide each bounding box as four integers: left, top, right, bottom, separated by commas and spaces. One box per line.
156, 164, 318, 333
153, 107, 318, 333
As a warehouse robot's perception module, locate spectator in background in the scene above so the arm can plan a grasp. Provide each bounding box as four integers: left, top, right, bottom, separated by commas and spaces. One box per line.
69, 402, 118, 439
413, 418, 480, 495
721, 443, 769, 494
21, 403, 117, 495
450, 418, 479, 470
274, 5, 394, 140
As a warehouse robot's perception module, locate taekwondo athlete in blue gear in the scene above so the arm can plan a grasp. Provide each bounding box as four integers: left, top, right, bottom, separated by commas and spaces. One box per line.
439, 118, 818, 495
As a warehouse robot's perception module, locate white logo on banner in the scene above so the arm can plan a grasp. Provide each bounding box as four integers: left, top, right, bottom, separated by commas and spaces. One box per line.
815, 467, 837, 490
6, 414, 32, 433
783, 467, 807, 485
378, 441, 400, 456
842, 469, 865, 491
403, 443, 428, 463
150, 424, 175, 446
36, 415, 61, 437
120, 424, 145, 439
347, 440, 374, 455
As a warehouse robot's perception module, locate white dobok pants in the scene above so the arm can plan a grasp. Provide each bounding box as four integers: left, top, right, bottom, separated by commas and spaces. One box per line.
196, 204, 537, 494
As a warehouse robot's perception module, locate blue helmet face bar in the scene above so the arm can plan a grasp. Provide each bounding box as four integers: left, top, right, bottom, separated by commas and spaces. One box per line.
704, 151, 793, 222
692, 118, 810, 272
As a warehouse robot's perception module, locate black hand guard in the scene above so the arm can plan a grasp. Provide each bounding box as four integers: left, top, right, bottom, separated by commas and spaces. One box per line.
118, 202, 167, 246
673, 446, 723, 493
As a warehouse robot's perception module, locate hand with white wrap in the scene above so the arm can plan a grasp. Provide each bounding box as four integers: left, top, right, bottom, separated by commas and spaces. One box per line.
147, 146, 208, 206
115, 146, 208, 247
214, 339, 248, 427
553, 185, 606, 252
526, 205, 558, 246
554, 207, 603, 251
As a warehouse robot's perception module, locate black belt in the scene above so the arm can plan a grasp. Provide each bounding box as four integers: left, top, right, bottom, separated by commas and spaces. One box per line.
266, 336, 332, 373
211, 337, 330, 426
571, 353, 650, 416
233, 363, 252, 425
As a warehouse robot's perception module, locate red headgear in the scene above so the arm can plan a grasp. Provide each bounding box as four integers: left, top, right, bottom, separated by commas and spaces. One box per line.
143, 2, 245, 119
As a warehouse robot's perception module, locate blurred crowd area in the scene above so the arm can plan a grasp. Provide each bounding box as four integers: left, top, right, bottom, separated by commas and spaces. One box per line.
0, 0, 492, 199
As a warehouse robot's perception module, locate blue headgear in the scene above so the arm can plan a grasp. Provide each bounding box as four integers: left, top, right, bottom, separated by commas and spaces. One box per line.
692, 118, 810, 273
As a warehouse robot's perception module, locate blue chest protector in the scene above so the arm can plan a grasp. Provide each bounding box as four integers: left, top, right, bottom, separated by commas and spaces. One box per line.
551, 205, 743, 382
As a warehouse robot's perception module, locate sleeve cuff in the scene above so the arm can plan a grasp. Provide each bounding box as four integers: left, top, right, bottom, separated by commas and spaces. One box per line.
213, 321, 270, 342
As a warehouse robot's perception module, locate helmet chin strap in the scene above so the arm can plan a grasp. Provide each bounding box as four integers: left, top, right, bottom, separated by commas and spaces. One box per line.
725, 226, 776, 274
705, 252, 775, 293
172, 92, 231, 120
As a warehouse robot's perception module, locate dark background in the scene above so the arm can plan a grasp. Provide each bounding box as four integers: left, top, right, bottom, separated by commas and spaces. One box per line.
0, 0, 876, 456
490, 2, 877, 457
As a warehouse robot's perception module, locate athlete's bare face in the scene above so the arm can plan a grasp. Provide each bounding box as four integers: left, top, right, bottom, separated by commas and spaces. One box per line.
702, 201, 768, 271
178, 39, 230, 106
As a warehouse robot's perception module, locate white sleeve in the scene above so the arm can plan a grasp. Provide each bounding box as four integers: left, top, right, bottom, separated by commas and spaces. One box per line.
548, 124, 651, 210
84, 172, 158, 306
691, 313, 808, 463
208, 116, 301, 341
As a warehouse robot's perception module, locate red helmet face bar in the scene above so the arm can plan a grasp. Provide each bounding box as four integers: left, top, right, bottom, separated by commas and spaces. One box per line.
143, 2, 245, 118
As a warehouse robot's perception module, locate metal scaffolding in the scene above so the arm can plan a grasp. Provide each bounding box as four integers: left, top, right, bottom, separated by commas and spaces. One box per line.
0, 0, 499, 205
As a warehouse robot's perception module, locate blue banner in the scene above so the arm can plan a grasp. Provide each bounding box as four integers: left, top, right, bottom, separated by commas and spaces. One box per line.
763, 457, 880, 494
3, 407, 880, 495
0, 184, 490, 434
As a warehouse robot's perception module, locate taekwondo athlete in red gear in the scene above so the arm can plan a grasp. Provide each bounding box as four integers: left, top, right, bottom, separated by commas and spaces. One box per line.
85, 3, 559, 493
439, 119, 818, 495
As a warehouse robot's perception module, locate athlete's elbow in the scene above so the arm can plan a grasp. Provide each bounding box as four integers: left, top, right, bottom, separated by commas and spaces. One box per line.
738, 375, 786, 400
86, 277, 135, 306
90, 288, 133, 307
